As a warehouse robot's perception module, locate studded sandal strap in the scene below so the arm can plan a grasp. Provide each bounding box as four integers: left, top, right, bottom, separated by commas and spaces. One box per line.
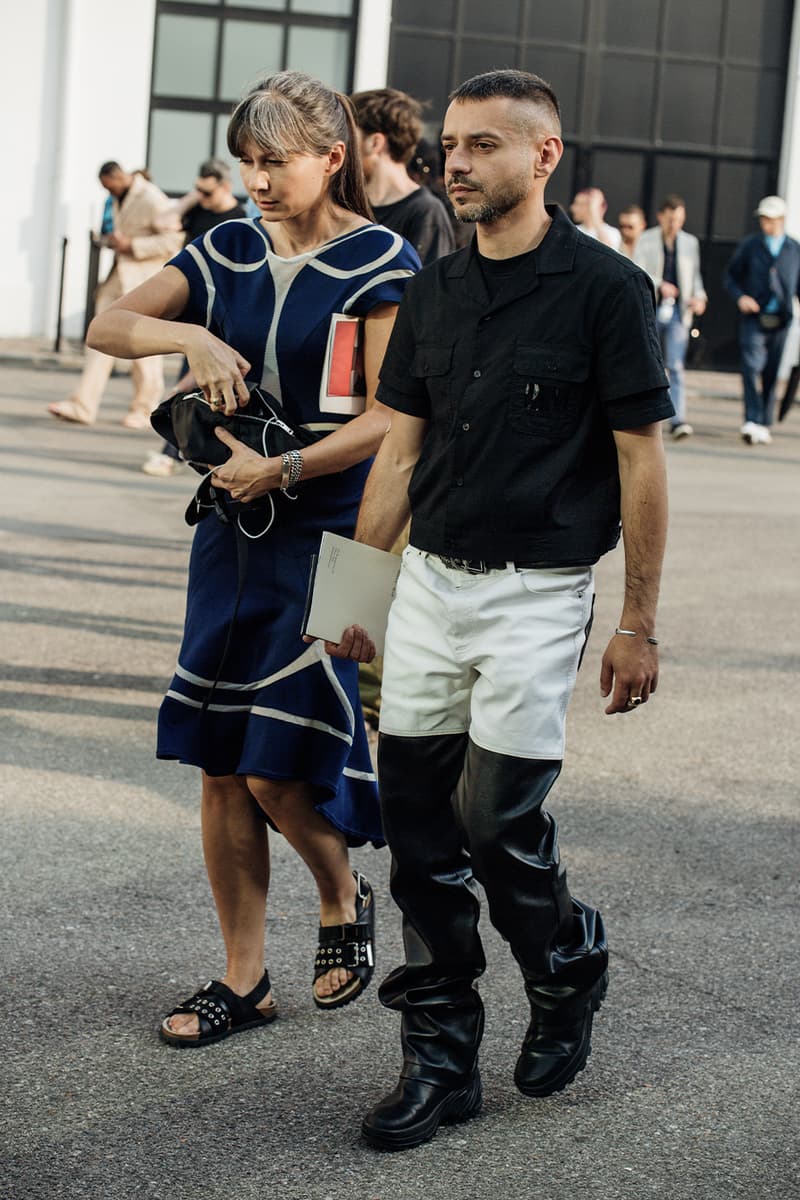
171, 985, 233, 1037
168, 970, 272, 1034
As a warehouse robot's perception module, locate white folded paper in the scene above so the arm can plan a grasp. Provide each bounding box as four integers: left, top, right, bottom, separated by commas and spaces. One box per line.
302, 532, 401, 655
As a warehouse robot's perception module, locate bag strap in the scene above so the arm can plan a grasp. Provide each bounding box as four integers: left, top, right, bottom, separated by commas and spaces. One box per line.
200, 519, 249, 718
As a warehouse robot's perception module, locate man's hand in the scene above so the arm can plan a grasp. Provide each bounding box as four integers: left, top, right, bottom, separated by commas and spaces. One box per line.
688, 296, 707, 316
303, 625, 377, 663
738, 295, 760, 314
600, 634, 659, 715
108, 232, 132, 253
209, 428, 278, 502
659, 281, 679, 299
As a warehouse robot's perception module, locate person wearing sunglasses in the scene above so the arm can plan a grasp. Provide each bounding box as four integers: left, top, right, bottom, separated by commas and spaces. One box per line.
617, 204, 646, 260
175, 158, 247, 240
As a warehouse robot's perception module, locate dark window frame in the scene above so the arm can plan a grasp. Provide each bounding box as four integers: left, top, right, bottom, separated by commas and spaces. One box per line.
149, 0, 361, 193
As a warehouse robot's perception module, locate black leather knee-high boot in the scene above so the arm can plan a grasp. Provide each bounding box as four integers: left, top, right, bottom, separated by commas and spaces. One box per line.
453, 739, 608, 1097
362, 733, 485, 1151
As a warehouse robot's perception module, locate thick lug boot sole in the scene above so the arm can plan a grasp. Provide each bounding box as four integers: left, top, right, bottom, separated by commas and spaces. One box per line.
362, 1073, 482, 1152
515, 970, 608, 1098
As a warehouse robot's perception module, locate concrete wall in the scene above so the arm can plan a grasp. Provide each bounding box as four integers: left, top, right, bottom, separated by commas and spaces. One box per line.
0, 0, 156, 340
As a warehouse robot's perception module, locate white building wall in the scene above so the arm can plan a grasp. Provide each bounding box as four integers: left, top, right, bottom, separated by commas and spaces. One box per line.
0, 0, 156, 340
778, 1, 800, 239
352, 0, 392, 92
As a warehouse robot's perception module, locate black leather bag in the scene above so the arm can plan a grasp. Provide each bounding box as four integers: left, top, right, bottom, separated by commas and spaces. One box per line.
150, 385, 319, 475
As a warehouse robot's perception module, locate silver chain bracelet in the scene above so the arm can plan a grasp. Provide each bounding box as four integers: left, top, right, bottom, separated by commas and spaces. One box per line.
280, 449, 304, 492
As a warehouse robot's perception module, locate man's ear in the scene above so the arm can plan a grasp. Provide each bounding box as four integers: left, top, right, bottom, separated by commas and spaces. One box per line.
534, 135, 563, 180
364, 131, 386, 157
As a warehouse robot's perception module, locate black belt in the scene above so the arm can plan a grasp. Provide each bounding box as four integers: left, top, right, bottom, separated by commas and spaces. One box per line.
436, 555, 549, 575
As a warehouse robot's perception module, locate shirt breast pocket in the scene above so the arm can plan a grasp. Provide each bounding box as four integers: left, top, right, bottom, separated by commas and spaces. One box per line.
509, 346, 590, 440
410, 344, 453, 409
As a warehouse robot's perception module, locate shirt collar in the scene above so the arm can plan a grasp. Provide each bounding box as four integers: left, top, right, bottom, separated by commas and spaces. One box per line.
447, 203, 577, 279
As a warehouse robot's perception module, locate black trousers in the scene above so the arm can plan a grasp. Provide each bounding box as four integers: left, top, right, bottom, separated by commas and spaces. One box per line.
377, 733, 608, 1085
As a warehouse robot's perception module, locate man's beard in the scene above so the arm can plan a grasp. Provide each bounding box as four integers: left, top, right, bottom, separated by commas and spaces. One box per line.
448, 175, 531, 223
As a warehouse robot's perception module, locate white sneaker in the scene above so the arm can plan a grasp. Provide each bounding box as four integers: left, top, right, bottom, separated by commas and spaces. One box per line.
740, 421, 758, 445
755, 425, 772, 444
142, 451, 178, 477
671, 422, 693, 440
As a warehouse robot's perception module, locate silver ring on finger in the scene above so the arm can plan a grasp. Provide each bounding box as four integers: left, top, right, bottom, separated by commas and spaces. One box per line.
625, 695, 643, 709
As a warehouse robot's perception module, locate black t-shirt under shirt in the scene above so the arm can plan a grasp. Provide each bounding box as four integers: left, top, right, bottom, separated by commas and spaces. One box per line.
477, 247, 538, 301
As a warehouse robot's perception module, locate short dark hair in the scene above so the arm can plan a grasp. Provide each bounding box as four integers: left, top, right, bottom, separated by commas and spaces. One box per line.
350, 88, 423, 165
98, 160, 123, 178
198, 157, 230, 182
659, 193, 685, 211
449, 69, 561, 130
619, 204, 646, 220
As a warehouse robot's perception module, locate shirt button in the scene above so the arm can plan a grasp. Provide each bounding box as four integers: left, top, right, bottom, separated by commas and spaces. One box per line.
462, 422, 470, 431
456, 477, 464, 486
473, 369, 481, 378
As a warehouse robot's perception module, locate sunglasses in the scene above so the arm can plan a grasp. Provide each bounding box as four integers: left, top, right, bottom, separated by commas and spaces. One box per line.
196, 185, 217, 197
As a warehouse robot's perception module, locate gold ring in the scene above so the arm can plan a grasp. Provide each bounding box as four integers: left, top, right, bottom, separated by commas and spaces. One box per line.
626, 695, 643, 708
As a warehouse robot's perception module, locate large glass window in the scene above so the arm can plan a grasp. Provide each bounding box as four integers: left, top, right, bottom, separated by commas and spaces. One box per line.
149, 1, 360, 195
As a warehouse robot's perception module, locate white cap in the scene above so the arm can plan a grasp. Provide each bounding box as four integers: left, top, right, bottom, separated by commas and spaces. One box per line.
755, 195, 787, 219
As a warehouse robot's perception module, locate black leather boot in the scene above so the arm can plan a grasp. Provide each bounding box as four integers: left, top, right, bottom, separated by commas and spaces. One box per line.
452, 741, 609, 1095
374, 733, 485, 1096
515, 965, 609, 1096
361, 1071, 482, 1151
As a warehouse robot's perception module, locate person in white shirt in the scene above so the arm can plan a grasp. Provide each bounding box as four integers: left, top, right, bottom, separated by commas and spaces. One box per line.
570, 187, 622, 250
618, 204, 646, 259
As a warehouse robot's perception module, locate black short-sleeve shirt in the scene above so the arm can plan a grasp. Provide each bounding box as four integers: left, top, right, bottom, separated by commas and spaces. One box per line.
376, 204, 672, 564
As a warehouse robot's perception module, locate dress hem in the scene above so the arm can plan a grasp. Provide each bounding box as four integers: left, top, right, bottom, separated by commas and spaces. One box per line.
156, 752, 385, 849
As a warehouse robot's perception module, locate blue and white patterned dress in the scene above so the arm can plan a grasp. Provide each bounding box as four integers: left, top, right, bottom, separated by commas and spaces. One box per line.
157, 219, 419, 846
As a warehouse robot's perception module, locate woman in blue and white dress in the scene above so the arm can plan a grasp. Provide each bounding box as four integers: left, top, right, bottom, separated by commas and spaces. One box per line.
88, 71, 419, 1044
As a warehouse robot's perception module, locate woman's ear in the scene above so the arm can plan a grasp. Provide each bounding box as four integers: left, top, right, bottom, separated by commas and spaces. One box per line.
326, 141, 347, 177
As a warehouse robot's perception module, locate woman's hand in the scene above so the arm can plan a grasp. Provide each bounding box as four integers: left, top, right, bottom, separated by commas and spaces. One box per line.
209, 428, 281, 502
185, 328, 252, 415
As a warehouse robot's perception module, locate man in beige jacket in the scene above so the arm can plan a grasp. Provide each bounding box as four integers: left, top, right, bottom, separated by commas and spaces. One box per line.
49, 162, 182, 428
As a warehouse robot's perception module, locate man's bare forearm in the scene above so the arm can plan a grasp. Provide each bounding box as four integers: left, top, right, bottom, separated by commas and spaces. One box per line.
615, 426, 669, 634
354, 412, 427, 550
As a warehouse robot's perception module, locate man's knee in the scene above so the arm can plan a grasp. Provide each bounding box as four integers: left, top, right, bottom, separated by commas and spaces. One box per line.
454, 743, 561, 856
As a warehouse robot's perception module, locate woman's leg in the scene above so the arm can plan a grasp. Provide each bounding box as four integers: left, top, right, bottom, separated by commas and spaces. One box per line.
164, 772, 273, 1036
246, 776, 358, 1001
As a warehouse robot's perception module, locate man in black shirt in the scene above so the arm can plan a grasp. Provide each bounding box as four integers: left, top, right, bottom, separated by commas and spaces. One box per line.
352, 88, 455, 265
176, 158, 246, 241
329, 70, 671, 1151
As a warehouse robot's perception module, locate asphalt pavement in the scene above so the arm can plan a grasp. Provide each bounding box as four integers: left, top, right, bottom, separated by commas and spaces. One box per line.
0, 364, 798, 1200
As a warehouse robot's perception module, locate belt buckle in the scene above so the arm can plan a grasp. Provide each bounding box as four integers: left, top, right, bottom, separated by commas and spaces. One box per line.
440, 555, 486, 574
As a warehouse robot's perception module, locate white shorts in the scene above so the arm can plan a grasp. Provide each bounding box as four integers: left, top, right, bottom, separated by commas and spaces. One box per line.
379, 546, 594, 759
